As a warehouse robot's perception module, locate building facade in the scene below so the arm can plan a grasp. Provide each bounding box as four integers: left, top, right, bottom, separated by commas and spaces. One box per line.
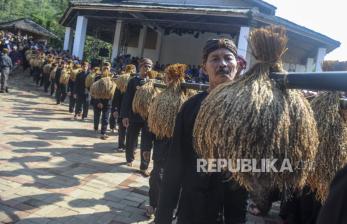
60, 0, 340, 72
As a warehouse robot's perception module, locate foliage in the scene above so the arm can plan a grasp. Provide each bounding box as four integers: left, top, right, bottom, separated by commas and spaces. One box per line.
0, 0, 69, 37
84, 36, 112, 63
0, 0, 112, 60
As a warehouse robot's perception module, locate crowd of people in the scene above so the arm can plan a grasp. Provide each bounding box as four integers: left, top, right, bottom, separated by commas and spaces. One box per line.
2, 28, 347, 224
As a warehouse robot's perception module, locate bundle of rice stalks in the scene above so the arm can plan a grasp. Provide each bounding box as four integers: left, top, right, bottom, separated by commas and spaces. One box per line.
148, 64, 193, 138
85, 73, 96, 89
156, 72, 165, 81
59, 69, 70, 85
193, 26, 318, 205
132, 80, 160, 120
50, 66, 57, 80
147, 70, 159, 79
90, 77, 116, 100
115, 73, 131, 93
70, 68, 81, 81
164, 64, 186, 87
42, 63, 52, 76
148, 86, 189, 138
183, 88, 198, 98
30, 57, 38, 67
307, 92, 347, 202
25, 50, 33, 61
37, 59, 45, 68
148, 64, 196, 139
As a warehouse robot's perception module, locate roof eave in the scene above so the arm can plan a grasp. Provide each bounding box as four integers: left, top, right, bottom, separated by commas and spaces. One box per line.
60, 2, 251, 26
253, 14, 340, 53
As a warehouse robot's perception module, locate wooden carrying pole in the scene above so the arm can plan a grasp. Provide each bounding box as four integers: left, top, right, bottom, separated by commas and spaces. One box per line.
147, 71, 347, 92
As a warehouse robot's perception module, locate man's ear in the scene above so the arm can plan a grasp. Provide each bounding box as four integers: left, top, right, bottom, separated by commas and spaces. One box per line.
202, 64, 207, 74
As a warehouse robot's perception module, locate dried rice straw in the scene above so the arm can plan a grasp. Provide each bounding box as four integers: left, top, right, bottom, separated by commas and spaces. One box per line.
308, 92, 347, 202
193, 26, 318, 211
115, 73, 131, 93
59, 69, 70, 85
148, 64, 194, 138
132, 79, 160, 120
90, 76, 116, 100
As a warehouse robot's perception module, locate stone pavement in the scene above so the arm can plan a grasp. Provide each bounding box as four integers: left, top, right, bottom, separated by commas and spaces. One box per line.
0, 70, 282, 224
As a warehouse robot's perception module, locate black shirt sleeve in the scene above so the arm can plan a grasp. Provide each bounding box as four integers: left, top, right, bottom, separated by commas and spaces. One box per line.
73, 74, 80, 94
112, 88, 122, 112
317, 165, 347, 224
155, 105, 186, 223
54, 69, 61, 85
120, 78, 135, 118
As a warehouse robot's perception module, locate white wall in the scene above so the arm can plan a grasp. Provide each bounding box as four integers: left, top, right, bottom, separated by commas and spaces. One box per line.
126, 47, 159, 63
159, 32, 235, 65
283, 63, 307, 72
126, 47, 139, 58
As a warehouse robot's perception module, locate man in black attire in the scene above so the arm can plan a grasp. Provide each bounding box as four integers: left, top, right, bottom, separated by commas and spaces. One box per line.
111, 87, 126, 151
0, 48, 13, 93
42, 57, 53, 93
54, 61, 67, 104
155, 38, 248, 224
109, 87, 118, 133
92, 64, 112, 140
316, 165, 347, 223
73, 62, 90, 120
120, 58, 154, 177
279, 186, 321, 224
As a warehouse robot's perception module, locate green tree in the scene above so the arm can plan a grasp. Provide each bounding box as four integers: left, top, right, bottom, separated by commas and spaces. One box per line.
0, 0, 112, 60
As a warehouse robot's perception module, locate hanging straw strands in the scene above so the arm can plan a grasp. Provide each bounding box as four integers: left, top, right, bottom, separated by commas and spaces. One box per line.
307, 92, 347, 202
132, 79, 161, 120
90, 76, 116, 100
193, 26, 318, 212
148, 64, 196, 138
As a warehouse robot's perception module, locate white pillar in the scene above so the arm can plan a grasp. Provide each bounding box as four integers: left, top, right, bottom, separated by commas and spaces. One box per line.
306, 58, 315, 72
63, 27, 73, 52
155, 31, 163, 63
237, 26, 250, 60
111, 20, 123, 61
72, 16, 88, 60
315, 48, 326, 72
138, 26, 147, 58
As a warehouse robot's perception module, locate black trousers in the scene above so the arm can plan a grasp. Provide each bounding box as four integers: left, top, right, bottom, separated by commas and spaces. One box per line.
43, 75, 51, 93
279, 186, 321, 224
149, 138, 171, 208
109, 109, 117, 130
149, 159, 165, 208
93, 104, 110, 135
221, 182, 248, 224
117, 118, 126, 148
39, 74, 44, 87
55, 84, 67, 104
33, 67, 41, 85
176, 176, 248, 224
75, 94, 90, 119
125, 122, 154, 170
50, 81, 55, 96
69, 95, 76, 113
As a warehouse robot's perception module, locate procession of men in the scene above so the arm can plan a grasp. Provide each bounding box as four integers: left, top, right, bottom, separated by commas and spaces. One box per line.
1, 11, 347, 223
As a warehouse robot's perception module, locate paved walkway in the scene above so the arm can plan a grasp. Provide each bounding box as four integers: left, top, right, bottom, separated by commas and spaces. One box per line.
0, 70, 282, 224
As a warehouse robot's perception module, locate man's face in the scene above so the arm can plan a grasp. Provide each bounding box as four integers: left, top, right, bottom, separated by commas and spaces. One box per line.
102, 66, 110, 73
203, 48, 237, 89
139, 63, 152, 77
83, 64, 89, 71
